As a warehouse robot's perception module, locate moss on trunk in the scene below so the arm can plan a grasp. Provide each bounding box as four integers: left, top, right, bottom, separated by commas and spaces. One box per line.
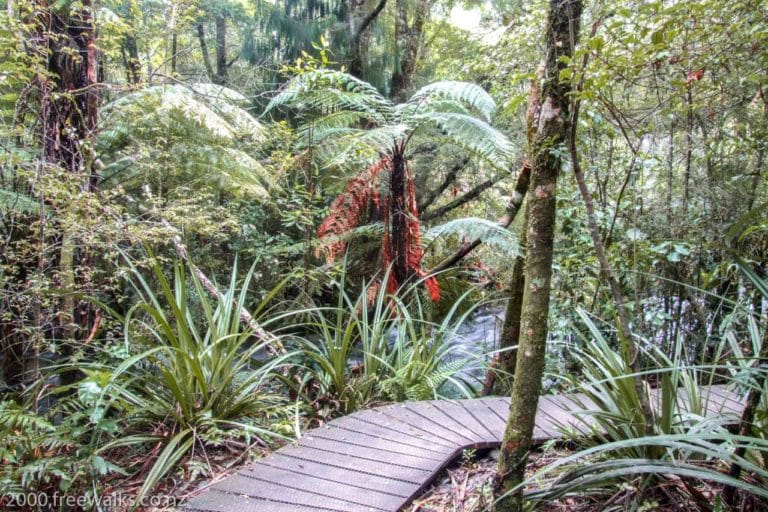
495, 1, 582, 510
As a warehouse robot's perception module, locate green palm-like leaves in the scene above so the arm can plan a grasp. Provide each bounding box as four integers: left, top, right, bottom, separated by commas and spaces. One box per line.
411, 112, 516, 169
405, 80, 497, 122
98, 84, 272, 199
268, 69, 514, 171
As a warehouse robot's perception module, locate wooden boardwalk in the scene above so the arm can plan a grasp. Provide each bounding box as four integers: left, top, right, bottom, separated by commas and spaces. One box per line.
185, 385, 742, 512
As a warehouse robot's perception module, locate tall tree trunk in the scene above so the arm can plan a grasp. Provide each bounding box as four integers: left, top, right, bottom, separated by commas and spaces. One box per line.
495, 2, 581, 510
214, 16, 227, 85
171, 31, 178, 76
44, 0, 100, 387
682, 87, 693, 216
348, 0, 387, 78
391, 0, 429, 100
124, 32, 141, 84
197, 22, 215, 81
1, 0, 102, 391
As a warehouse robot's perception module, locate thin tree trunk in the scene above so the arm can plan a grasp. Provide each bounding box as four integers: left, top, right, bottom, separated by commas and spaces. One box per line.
214, 16, 227, 85
488, 202, 529, 396
566, 18, 656, 441
197, 23, 215, 81
480, 82, 541, 397
495, 2, 581, 510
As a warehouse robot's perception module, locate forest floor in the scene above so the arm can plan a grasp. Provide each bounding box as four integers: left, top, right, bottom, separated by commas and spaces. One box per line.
404, 447, 737, 512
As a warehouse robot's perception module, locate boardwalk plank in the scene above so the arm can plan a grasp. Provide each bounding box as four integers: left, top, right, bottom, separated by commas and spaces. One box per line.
463, 398, 508, 436
440, 400, 499, 443
350, 409, 458, 450
402, 401, 486, 445
310, 422, 445, 461
526, 397, 568, 439
275, 443, 431, 483
235, 464, 409, 510
260, 453, 419, 497
705, 386, 742, 415
186, 489, 343, 512
185, 385, 743, 512
295, 436, 439, 470
378, 404, 468, 447
330, 413, 452, 454
210, 475, 377, 511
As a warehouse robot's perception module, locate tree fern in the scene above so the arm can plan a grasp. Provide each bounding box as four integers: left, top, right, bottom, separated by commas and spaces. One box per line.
427, 217, 521, 256
272, 70, 517, 299
98, 84, 274, 199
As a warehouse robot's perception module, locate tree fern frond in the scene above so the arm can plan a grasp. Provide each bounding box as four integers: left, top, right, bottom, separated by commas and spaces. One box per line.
396, 99, 473, 123
407, 81, 497, 122
426, 217, 520, 256
265, 69, 393, 122
312, 125, 408, 168
187, 83, 251, 105
412, 112, 515, 170
298, 110, 372, 143
217, 148, 274, 197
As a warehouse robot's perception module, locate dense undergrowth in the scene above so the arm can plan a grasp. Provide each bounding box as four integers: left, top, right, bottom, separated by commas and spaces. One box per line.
2, 1, 768, 510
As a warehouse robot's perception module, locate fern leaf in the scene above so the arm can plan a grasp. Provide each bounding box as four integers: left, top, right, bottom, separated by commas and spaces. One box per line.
427, 217, 521, 256
297, 110, 372, 144
265, 69, 393, 122
407, 81, 497, 122
413, 112, 515, 170
311, 125, 408, 168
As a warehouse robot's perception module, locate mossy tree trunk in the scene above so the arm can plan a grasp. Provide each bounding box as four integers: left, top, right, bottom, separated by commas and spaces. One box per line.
494, 1, 582, 510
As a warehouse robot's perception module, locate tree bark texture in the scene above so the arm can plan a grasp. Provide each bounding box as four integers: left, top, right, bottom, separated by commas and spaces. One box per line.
389, 148, 414, 286
197, 23, 215, 81
214, 16, 227, 85
391, 0, 430, 100
348, 0, 387, 78
495, 2, 581, 510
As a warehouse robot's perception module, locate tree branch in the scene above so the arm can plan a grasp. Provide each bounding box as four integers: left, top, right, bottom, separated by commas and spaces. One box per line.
353, 0, 388, 43
421, 173, 504, 222
417, 156, 469, 212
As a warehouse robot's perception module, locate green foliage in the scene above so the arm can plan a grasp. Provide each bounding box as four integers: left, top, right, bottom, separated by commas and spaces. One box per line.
99, 83, 274, 200
267, 69, 515, 172
426, 217, 521, 257
286, 267, 482, 417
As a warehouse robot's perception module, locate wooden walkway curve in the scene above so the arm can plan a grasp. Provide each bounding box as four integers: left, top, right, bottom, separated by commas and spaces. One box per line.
185, 385, 742, 512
